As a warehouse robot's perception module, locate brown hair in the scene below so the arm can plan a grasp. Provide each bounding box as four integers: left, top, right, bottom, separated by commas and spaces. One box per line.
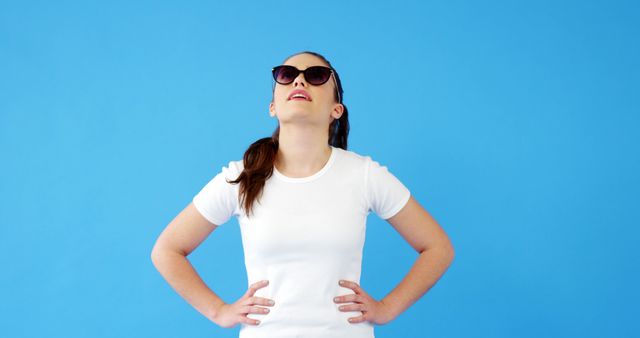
227, 50, 350, 218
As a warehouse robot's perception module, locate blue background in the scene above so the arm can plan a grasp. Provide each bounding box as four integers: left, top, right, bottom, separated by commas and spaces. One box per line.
1, 0, 638, 337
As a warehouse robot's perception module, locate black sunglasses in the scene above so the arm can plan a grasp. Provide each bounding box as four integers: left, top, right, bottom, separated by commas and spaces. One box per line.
271, 65, 341, 102
272, 65, 334, 85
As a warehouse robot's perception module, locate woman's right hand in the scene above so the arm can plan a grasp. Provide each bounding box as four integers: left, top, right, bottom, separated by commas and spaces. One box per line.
211, 280, 275, 328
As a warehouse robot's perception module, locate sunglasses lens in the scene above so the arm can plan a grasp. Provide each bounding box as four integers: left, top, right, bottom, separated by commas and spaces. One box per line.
274, 66, 298, 84
306, 66, 332, 85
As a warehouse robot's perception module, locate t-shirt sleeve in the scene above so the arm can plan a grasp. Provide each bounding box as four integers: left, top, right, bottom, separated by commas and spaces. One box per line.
364, 156, 411, 220
192, 160, 242, 226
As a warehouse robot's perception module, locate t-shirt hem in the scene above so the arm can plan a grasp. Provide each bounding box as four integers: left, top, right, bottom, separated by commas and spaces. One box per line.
192, 196, 227, 226
379, 190, 411, 220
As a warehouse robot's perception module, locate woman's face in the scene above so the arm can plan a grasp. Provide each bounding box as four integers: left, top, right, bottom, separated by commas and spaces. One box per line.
269, 54, 343, 125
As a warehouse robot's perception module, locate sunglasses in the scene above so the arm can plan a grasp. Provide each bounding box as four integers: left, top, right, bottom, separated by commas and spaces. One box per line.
271, 65, 342, 102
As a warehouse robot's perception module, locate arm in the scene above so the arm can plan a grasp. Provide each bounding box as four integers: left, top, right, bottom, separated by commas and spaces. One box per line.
150, 202, 226, 321
379, 195, 455, 320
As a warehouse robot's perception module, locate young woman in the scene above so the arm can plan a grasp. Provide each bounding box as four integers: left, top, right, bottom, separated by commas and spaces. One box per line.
151, 51, 455, 338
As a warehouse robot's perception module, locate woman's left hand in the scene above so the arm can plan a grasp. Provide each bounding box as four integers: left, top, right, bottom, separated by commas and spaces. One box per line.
334, 280, 394, 325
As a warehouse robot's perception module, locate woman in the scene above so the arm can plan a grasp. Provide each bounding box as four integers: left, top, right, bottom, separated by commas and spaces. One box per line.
151, 51, 455, 338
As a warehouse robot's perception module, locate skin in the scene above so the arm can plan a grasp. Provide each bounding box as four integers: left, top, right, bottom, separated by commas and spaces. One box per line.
150, 53, 455, 328
333, 197, 455, 325
268, 53, 344, 178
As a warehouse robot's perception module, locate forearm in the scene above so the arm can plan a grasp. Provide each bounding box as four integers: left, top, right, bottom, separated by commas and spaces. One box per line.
380, 246, 454, 320
151, 250, 225, 320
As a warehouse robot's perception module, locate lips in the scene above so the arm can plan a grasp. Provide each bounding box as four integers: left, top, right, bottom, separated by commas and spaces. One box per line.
288, 89, 312, 101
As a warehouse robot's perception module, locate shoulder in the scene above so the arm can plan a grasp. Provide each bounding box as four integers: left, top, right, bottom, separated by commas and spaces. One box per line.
340, 148, 404, 181
334, 146, 372, 169
228, 159, 244, 172
212, 159, 244, 181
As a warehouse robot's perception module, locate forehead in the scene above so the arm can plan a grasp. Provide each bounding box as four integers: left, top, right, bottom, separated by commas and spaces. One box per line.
283, 54, 327, 69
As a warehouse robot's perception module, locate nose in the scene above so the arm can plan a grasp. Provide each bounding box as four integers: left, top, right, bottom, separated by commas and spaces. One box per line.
293, 71, 307, 87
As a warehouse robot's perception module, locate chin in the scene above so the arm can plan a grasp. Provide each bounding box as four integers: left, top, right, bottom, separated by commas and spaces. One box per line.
284, 109, 313, 116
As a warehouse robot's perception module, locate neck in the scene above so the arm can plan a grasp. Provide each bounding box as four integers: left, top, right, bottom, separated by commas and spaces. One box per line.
274, 124, 332, 177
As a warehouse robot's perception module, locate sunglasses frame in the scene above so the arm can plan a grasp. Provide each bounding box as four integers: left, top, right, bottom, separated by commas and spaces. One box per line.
271, 65, 342, 103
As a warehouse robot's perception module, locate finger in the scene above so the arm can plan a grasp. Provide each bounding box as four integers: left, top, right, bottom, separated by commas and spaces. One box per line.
334, 294, 363, 304
242, 305, 270, 314
347, 313, 367, 324
244, 280, 269, 298
338, 280, 361, 293
338, 303, 364, 312
240, 315, 261, 326
242, 296, 275, 306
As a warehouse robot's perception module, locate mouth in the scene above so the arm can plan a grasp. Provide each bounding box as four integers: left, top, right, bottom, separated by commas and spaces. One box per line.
288, 90, 312, 101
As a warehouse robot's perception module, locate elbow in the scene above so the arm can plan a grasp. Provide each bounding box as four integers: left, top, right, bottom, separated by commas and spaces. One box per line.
150, 243, 186, 268
150, 242, 168, 267
447, 245, 455, 263
443, 241, 455, 265
424, 243, 455, 264
150, 245, 161, 267
438, 235, 455, 263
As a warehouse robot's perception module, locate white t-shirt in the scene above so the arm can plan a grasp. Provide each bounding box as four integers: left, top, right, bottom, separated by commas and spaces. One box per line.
193, 145, 411, 338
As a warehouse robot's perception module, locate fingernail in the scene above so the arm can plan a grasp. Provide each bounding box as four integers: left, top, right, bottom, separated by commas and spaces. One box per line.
269, 300, 275, 305
264, 280, 269, 283
334, 297, 339, 302
339, 280, 345, 285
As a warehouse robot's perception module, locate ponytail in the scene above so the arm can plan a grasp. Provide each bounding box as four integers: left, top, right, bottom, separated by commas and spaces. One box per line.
228, 50, 349, 218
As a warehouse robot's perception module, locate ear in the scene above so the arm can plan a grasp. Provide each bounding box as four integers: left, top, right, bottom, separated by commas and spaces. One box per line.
331, 103, 344, 120
269, 102, 276, 117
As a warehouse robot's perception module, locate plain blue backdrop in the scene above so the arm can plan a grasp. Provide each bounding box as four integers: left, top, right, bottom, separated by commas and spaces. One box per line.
1, 0, 638, 337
